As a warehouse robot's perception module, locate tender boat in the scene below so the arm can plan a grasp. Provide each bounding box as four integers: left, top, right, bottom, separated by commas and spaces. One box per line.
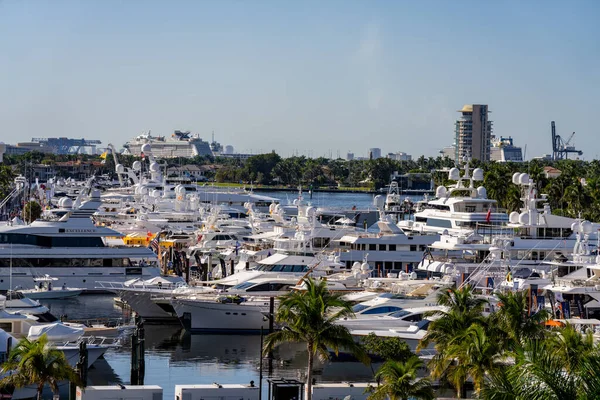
19, 275, 83, 299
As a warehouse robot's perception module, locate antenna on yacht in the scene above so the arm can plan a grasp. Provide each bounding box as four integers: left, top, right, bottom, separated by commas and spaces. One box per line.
9, 244, 12, 300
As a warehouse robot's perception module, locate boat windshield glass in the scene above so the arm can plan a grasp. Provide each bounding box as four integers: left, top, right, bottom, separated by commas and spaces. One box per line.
389, 310, 410, 318
352, 304, 370, 313
230, 281, 255, 291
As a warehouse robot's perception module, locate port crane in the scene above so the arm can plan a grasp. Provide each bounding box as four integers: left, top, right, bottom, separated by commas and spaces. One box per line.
551, 121, 583, 160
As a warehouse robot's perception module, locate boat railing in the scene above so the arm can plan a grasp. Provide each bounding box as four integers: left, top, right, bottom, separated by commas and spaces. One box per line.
552, 277, 600, 288
61, 335, 122, 347
79, 335, 121, 347
96, 281, 186, 291
66, 316, 135, 329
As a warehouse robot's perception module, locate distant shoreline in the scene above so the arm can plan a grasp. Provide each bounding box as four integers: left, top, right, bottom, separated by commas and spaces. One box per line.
250, 187, 434, 195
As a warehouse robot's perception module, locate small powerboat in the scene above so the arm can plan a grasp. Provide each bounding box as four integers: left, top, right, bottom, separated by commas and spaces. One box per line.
19, 275, 84, 300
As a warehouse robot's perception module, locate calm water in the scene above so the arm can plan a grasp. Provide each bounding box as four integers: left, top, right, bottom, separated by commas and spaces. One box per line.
41, 295, 377, 399
255, 190, 424, 210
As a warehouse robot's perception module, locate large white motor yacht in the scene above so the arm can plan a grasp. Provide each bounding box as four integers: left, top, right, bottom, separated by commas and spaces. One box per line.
0, 189, 169, 291
399, 161, 508, 236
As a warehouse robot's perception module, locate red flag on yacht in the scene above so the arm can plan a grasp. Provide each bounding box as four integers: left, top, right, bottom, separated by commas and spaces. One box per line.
485, 208, 492, 223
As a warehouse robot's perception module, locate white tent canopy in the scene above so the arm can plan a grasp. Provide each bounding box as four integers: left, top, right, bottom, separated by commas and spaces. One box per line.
28, 323, 84, 343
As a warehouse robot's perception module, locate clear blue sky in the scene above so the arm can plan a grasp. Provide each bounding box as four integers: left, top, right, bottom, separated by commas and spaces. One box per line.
1, 0, 598, 159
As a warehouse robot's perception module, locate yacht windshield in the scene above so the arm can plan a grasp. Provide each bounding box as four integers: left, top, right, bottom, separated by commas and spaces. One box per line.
352, 304, 370, 313
389, 310, 410, 318
230, 281, 255, 291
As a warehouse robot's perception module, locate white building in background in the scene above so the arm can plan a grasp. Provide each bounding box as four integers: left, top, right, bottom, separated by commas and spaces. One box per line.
387, 152, 412, 161
346, 152, 355, 161
490, 136, 523, 162
369, 148, 381, 160
224, 145, 234, 155
455, 104, 493, 162
440, 145, 455, 160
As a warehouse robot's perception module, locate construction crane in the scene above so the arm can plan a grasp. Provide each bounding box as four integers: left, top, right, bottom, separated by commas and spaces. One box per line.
551, 121, 583, 160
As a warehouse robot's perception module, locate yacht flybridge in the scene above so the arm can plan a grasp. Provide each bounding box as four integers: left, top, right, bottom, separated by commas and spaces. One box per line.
0, 189, 165, 291
399, 160, 508, 235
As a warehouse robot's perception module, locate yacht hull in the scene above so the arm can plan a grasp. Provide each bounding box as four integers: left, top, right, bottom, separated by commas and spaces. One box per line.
171, 298, 273, 333
118, 289, 180, 322
21, 289, 83, 300
0, 267, 169, 292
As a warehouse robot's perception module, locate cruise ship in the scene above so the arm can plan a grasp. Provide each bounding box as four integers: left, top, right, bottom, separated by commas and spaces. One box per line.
123, 130, 213, 158
490, 136, 524, 162
0, 190, 168, 292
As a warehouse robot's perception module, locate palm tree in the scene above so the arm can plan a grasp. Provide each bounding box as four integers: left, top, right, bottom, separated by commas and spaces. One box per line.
492, 291, 549, 351
368, 356, 434, 400
263, 278, 369, 400
444, 324, 503, 396
548, 323, 595, 373
481, 339, 579, 400
0, 335, 82, 400
418, 286, 489, 398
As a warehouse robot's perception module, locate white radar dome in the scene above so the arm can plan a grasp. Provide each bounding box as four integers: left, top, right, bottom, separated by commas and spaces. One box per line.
373, 195, 385, 208
305, 206, 317, 218
141, 144, 152, 154
472, 168, 484, 181
352, 262, 361, 270
512, 172, 521, 185
519, 173, 530, 185
509, 211, 520, 224
361, 262, 370, 272
151, 190, 161, 198
59, 197, 73, 208
436, 186, 447, 198
448, 168, 460, 181
116, 164, 125, 174
476, 186, 487, 199
582, 221, 593, 234
518, 212, 528, 225
149, 162, 160, 173
132, 161, 142, 171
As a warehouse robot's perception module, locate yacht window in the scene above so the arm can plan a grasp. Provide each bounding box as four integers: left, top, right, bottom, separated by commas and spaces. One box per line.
231, 281, 255, 290
410, 245, 417, 252
389, 244, 396, 251
361, 306, 402, 315
369, 244, 377, 251
389, 310, 410, 318
0, 322, 12, 332
352, 304, 370, 313
426, 218, 453, 229
403, 313, 423, 322
379, 244, 386, 251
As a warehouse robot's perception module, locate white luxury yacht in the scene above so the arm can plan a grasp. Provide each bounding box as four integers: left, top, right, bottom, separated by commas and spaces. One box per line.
0, 187, 170, 291
416, 174, 600, 286
398, 160, 508, 236
334, 195, 437, 275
